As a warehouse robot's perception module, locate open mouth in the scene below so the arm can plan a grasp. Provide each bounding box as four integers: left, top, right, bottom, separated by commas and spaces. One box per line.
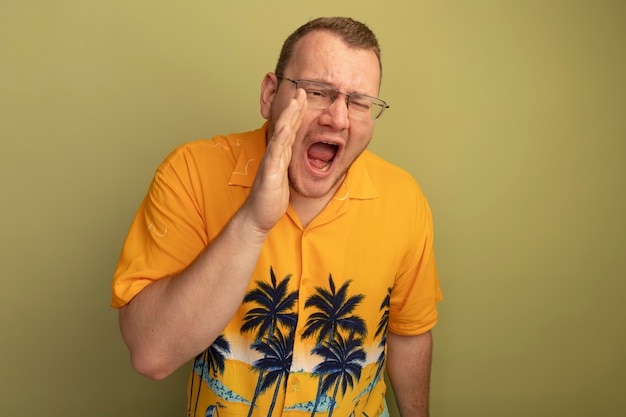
307, 142, 339, 172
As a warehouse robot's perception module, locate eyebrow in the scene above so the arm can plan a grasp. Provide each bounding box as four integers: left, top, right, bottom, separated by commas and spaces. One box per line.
300, 78, 373, 97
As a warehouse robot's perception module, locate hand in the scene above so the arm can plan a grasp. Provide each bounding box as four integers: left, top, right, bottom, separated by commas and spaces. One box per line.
242, 88, 307, 234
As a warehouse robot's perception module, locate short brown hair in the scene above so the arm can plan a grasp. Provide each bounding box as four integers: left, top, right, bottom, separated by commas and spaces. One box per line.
275, 17, 382, 79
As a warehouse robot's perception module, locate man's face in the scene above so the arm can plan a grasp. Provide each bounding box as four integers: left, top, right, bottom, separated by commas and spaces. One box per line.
261, 31, 381, 203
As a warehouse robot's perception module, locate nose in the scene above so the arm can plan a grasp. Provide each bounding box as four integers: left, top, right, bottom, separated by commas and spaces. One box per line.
319, 94, 350, 129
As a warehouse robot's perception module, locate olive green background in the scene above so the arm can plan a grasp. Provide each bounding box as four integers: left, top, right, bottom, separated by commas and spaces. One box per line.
1, 1, 624, 416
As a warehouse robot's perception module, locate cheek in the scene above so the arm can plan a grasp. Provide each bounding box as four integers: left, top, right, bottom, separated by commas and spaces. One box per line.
299, 112, 320, 132
348, 125, 375, 149
269, 101, 284, 122
268, 92, 294, 122
291, 113, 320, 145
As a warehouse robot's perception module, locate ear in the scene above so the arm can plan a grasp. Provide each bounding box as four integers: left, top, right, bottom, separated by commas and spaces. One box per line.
260, 72, 279, 120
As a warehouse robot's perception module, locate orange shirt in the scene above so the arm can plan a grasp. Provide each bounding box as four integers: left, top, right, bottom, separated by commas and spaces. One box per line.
112, 123, 442, 417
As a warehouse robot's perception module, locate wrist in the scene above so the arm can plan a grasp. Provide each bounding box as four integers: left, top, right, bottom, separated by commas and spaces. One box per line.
232, 202, 272, 245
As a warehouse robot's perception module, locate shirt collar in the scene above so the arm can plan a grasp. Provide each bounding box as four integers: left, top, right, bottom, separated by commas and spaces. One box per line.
341, 151, 380, 200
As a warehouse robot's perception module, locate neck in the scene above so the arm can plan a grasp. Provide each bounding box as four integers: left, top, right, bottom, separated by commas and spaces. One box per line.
289, 192, 332, 229
289, 174, 347, 228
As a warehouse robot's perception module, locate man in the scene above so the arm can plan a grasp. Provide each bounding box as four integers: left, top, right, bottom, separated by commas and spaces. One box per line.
112, 17, 442, 417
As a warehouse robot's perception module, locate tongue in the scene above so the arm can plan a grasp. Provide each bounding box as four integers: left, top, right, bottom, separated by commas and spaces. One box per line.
307, 143, 336, 163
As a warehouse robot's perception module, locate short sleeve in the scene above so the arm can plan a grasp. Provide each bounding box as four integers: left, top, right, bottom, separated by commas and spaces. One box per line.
387, 189, 442, 335
110, 147, 209, 308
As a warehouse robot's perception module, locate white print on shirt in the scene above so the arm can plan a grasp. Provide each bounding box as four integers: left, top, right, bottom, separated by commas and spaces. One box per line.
147, 222, 168, 237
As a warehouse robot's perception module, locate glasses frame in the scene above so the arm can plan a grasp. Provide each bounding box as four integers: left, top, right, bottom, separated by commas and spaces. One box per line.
276, 75, 389, 121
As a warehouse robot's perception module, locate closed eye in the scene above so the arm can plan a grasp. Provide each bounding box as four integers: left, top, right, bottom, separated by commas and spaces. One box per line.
349, 96, 372, 111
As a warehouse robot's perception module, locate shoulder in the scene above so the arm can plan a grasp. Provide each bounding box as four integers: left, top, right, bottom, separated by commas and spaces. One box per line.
357, 150, 425, 197
156, 125, 267, 178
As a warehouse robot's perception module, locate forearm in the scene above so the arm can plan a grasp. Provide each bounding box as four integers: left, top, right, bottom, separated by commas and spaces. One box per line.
119, 90, 307, 380
386, 330, 433, 417
119, 205, 267, 380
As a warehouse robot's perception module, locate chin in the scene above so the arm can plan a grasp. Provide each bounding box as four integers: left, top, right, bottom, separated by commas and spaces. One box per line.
289, 173, 345, 200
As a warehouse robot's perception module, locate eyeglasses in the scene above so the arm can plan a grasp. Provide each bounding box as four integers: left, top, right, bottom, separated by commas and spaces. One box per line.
277, 75, 389, 121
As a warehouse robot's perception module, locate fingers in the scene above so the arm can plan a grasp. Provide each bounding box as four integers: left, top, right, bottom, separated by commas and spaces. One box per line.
243, 89, 307, 232
283, 87, 308, 129
269, 88, 307, 154
289, 88, 307, 133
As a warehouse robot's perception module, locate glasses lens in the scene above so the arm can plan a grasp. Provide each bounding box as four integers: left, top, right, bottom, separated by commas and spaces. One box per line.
296, 81, 334, 109
290, 79, 388, 121
349, 95, 388, 121
370, 99, 388, 120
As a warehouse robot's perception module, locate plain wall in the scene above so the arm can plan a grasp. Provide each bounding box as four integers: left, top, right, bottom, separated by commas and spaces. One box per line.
1, 1, 624, 416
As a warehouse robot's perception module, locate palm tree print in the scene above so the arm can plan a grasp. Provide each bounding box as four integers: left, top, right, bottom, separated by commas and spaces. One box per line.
302, 274, 367, 416
250, 329, 295, 417
241, 267, 298, 417
241, 267, 298, 341
302, 274, 366, 343
189, 335, 231, 417
312, 332, 366, 417
366, 288, 391, 405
